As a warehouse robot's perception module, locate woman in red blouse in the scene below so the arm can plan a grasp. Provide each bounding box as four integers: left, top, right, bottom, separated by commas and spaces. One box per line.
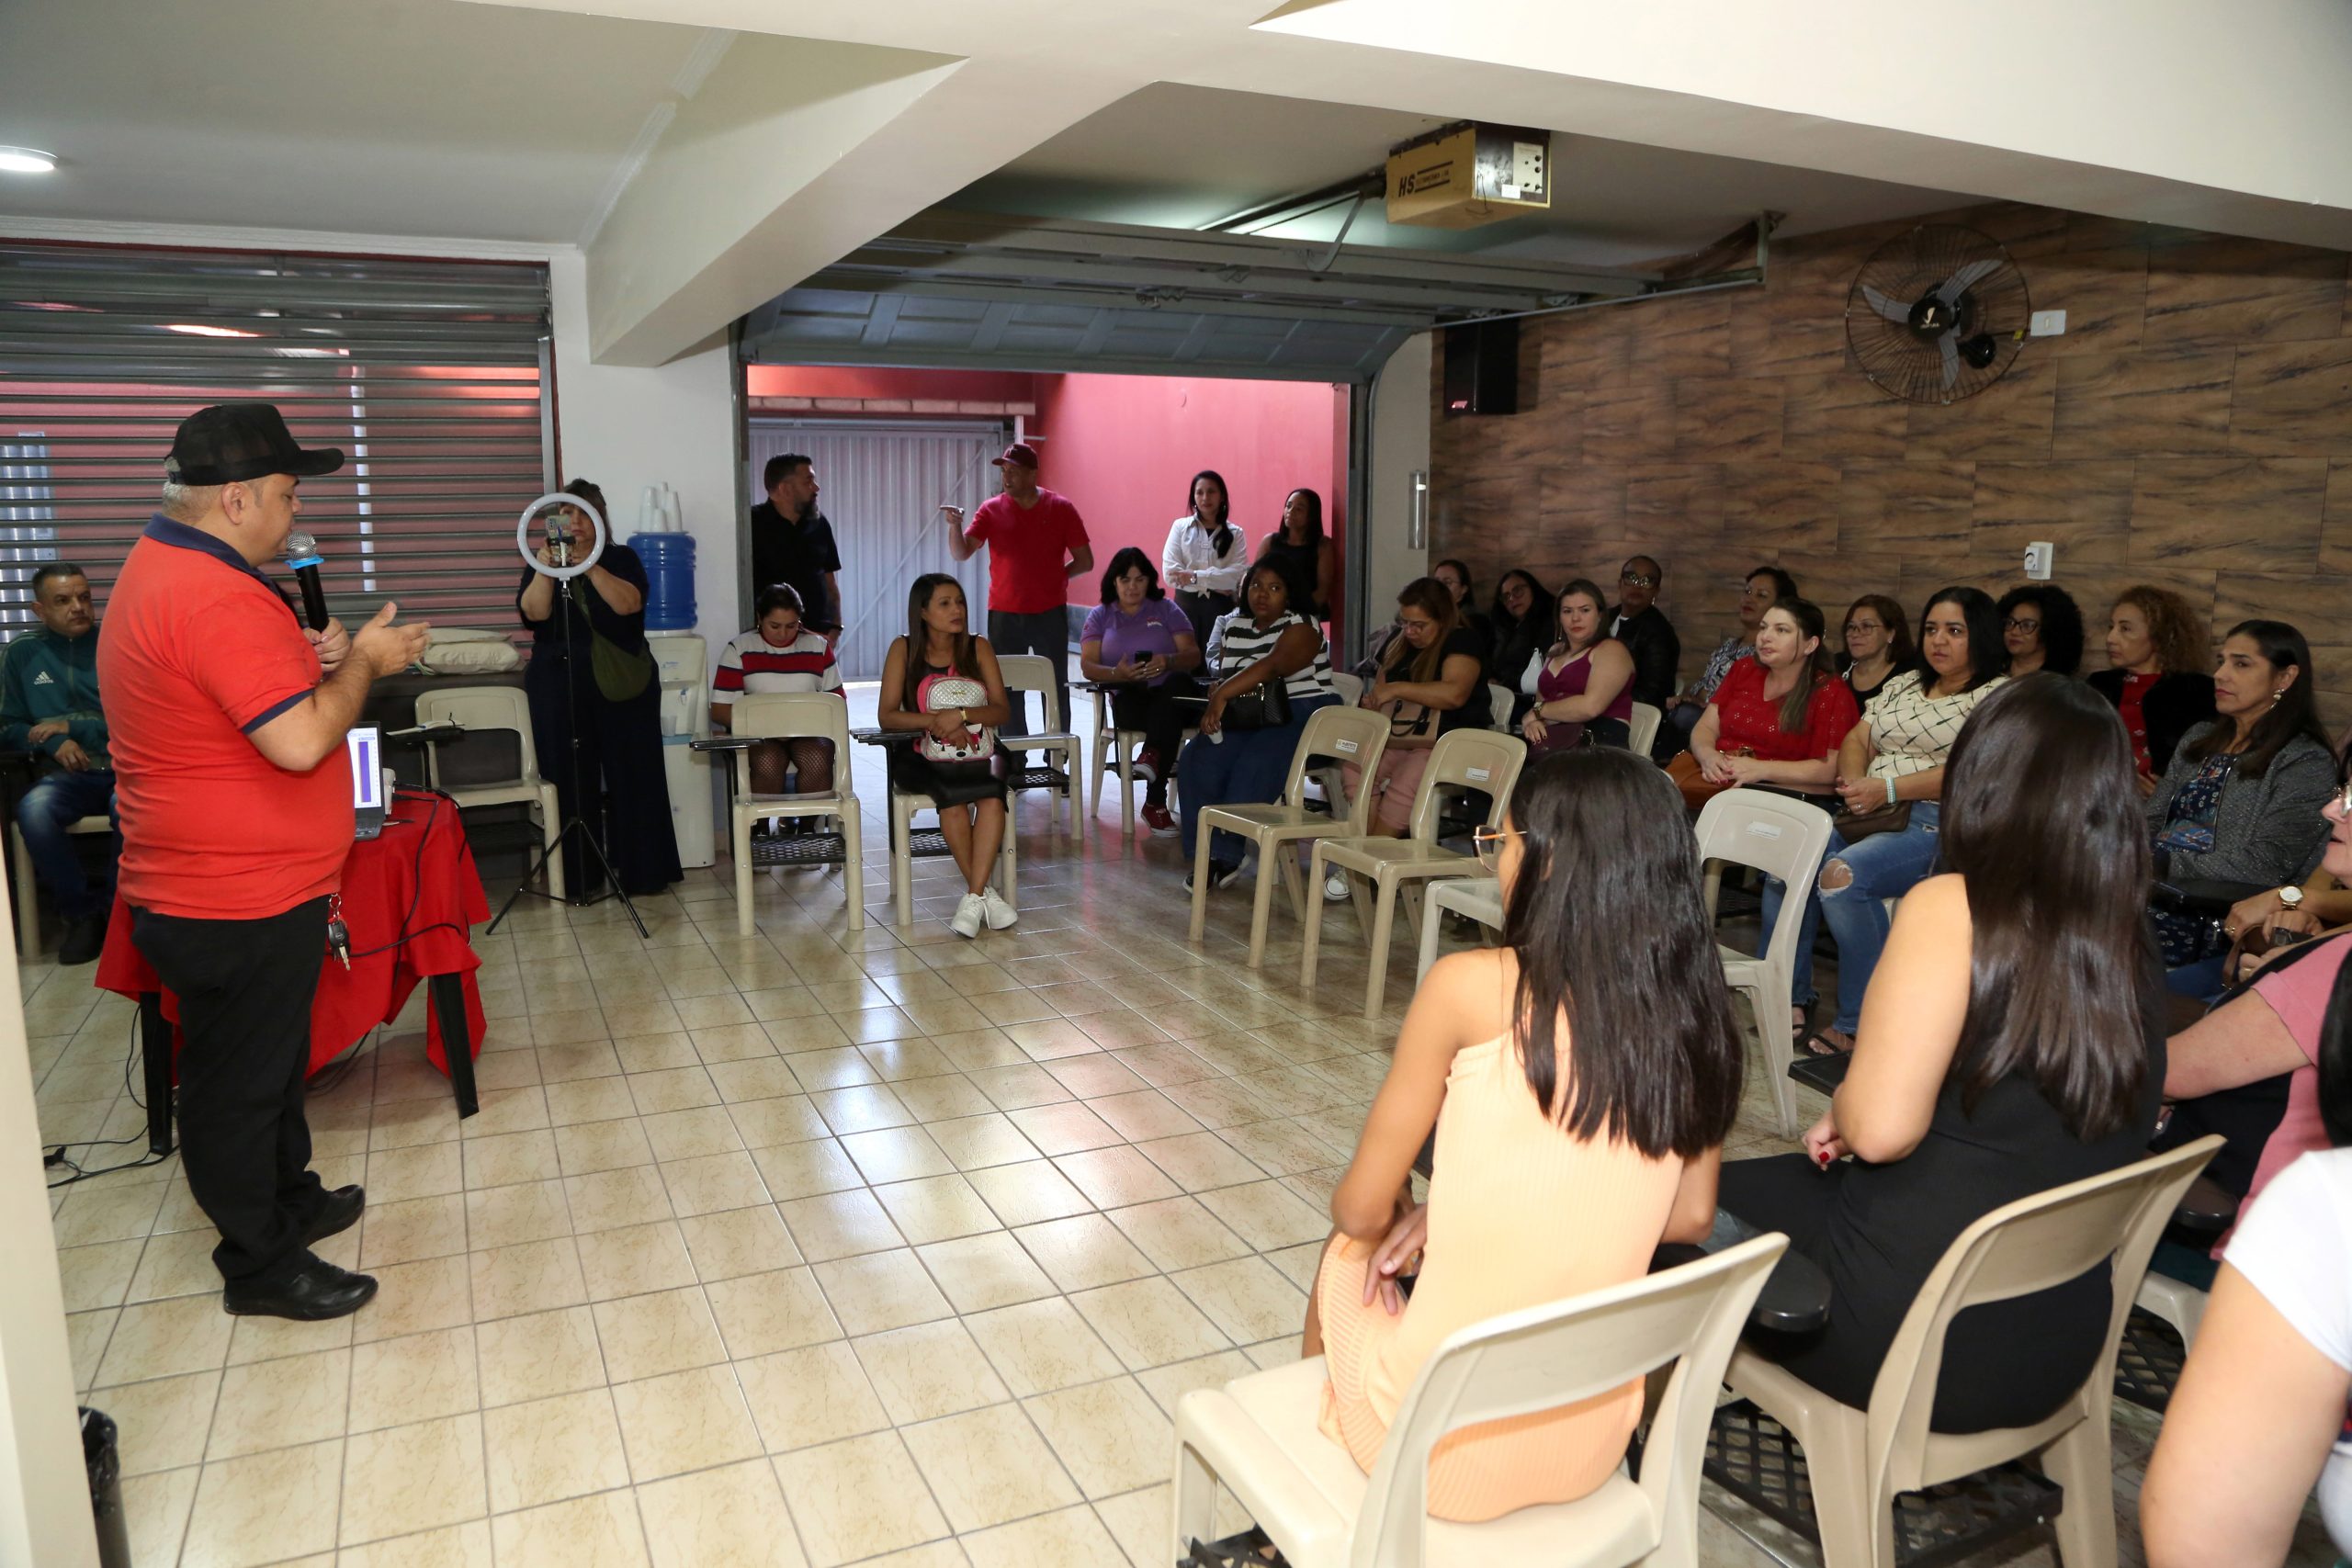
2086, 585, 2217, 797
1680, 598, 1859, 804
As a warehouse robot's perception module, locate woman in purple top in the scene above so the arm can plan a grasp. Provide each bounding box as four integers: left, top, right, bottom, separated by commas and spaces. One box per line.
1079, 547, 1203, 836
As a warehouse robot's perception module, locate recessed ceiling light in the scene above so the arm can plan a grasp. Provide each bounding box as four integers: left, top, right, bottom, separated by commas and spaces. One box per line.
0, 148, 57, 175
164, 323, 261, 338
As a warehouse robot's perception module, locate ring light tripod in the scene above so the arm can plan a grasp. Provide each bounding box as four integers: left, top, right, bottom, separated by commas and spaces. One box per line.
488, 492, 649, 940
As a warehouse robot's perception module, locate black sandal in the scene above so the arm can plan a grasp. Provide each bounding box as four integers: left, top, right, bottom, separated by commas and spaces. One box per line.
1803, 1030, 1854, 1058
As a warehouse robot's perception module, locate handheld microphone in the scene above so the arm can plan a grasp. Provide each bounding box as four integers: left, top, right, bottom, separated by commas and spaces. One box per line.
284, 531, 329, 632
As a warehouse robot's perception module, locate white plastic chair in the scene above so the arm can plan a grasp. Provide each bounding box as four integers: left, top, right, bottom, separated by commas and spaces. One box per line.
1173, 1234, 1788, 1568
889, 772, 1018, 931
1725, 1137, 2220, 1568
1087, 682, 1197, 838
1695, 788, 1836, 1138
1187, 705, 1392, 968
1415, 876, 1504, 985
1306, 728, 1528, 1020
11, 812, 111, 957
994, 652, 1078, 838
1627, 702, 1662, 758
1329, 671, 1364, 707
1486, 681, 1515, 735
415, 685, 563, 900
723, 693, 861, 938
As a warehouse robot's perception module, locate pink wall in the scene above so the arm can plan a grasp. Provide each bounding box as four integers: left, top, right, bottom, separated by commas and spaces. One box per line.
743, 365, 1349, 615
1031, 373, 1347, 610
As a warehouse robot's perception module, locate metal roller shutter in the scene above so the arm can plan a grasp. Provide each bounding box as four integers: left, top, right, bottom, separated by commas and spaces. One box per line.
0, 241, 552, 639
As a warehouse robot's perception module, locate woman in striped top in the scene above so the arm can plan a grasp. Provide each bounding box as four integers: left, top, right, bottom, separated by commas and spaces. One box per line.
1177, 555, 1340, 888
712, 583, 843, 796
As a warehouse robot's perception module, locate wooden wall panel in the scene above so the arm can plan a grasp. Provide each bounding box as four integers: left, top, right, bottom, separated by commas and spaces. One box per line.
1429, 200, 2352, 720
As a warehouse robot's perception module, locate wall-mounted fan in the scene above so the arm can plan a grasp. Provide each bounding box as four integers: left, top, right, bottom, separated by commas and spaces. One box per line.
1845, 225, 2030, 404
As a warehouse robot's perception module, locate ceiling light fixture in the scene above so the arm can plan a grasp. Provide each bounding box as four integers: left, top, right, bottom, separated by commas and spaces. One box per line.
164, 323, 261, 338
0, 148, 57, 175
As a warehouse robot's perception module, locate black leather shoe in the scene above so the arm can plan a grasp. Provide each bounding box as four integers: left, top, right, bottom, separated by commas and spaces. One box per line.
223, 1257, 379, 1321
300, 1185, 365, 1247
57, 914, 106, 967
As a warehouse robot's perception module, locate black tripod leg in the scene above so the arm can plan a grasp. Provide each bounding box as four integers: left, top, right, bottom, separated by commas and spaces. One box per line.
569, 817, 648, 938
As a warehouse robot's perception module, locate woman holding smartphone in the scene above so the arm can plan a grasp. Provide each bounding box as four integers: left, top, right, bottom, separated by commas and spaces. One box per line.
1079, 547, 1202, 837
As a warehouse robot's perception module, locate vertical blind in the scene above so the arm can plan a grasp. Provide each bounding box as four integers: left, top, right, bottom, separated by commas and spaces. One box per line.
0, 242, 552, 638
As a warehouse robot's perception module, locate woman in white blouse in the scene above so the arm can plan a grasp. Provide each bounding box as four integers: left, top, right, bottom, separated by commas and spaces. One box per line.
1161, 468, 1249, 647
1763, 586, 2007, 1057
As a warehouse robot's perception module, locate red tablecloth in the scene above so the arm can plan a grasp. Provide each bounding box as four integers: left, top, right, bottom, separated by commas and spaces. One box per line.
96, 788, 491, 1078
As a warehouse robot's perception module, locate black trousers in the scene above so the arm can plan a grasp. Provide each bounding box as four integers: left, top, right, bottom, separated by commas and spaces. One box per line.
988, 608, 1072, 740
1110, 677, 1200, 807
131, 897, 331, 1283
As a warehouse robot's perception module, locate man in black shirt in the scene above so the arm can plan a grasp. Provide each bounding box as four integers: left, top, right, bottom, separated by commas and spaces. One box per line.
747, 454, 842, 642
1605, 554, 1681, 712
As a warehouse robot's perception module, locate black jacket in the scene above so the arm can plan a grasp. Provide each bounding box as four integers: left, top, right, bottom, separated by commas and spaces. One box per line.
2086, 668, 2218, 777
1604, 604, 1682, 711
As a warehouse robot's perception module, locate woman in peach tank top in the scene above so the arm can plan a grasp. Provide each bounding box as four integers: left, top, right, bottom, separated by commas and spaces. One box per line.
1304, 748, 1747, 1523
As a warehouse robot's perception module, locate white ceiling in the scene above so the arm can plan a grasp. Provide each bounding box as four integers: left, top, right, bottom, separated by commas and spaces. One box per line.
0, 0, 718, 243
954, 84, 1977, 268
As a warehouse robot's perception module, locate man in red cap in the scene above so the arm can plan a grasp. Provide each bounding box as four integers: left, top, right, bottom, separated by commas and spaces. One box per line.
102, 402, 430, 1321
941, 442, 1091, 738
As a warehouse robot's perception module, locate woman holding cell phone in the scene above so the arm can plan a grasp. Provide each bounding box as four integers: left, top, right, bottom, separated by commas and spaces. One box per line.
1079, 547, 1202, 837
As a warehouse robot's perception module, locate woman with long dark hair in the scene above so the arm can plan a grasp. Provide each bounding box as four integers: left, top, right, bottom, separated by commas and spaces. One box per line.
1306, 749, 1742, 1520
1077, 547, 1201, 837
1722, 673, 2165, 1431
876, 574, 1015, 938
2148, 619, 2336, 993
1346, 576, 1488, 846
516, 479, 679, 897
1996, 582, 2086, 678
712, 581, 843, 803
1257, 486, 1336, 624
1487, 569, 1556, 722
1161, 468, 1249, 646
2088, 584, 2218, 792
1771, 586, 2006, 1056
1518, 577, 1634, 754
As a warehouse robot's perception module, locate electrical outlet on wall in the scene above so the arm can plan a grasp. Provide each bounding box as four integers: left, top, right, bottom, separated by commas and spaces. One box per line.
2023, 541, 2053, 581
2030, 310, 2067, 337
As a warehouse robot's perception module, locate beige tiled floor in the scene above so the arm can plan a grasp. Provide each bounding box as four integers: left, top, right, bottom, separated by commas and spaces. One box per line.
26, 712, 2326, 1567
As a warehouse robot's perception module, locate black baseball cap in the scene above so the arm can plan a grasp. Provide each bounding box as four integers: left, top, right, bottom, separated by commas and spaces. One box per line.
164, 402, 345, 485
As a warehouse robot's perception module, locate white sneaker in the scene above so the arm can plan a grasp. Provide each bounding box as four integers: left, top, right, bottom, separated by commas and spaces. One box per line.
951, 893, 985, 938
981, 886, 1018, 931
1323, 869, 1351, 903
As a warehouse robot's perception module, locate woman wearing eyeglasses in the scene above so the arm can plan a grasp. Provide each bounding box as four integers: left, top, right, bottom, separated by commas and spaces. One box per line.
1996, 583, 2085, 678
1838, 593, 1915, 707
1303, 749, 1742, 1520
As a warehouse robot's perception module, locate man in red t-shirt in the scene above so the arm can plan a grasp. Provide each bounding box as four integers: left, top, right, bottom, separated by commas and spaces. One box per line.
103, 403, 428, 1321
940, 443, 1092, 738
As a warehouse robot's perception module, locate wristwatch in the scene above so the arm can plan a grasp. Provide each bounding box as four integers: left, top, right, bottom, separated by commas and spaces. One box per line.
2279, 886, 2305, 910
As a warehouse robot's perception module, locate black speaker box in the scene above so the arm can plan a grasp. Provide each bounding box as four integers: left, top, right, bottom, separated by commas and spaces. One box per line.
1442, 318, 1520, 416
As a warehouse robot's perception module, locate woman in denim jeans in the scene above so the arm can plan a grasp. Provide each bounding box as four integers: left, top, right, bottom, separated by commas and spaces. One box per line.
1762, 587, 2006, 1055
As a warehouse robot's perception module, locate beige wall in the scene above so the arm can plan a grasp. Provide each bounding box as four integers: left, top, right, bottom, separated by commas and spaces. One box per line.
1428, 201, 2352, 718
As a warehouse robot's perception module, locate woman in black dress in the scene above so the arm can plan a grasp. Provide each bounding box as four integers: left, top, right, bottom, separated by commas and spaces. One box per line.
1257, 486, 1337, 626
1718, 673, 2165, 1430
877, 574, 1015, 940
516, 479, 680, 899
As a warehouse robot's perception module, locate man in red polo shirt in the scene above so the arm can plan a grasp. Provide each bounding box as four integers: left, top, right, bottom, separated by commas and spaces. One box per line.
940, 442, 1092, 739
103, 403, 429, 1321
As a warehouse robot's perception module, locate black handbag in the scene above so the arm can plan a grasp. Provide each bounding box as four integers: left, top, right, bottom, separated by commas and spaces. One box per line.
1218, 679, 1292, 730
